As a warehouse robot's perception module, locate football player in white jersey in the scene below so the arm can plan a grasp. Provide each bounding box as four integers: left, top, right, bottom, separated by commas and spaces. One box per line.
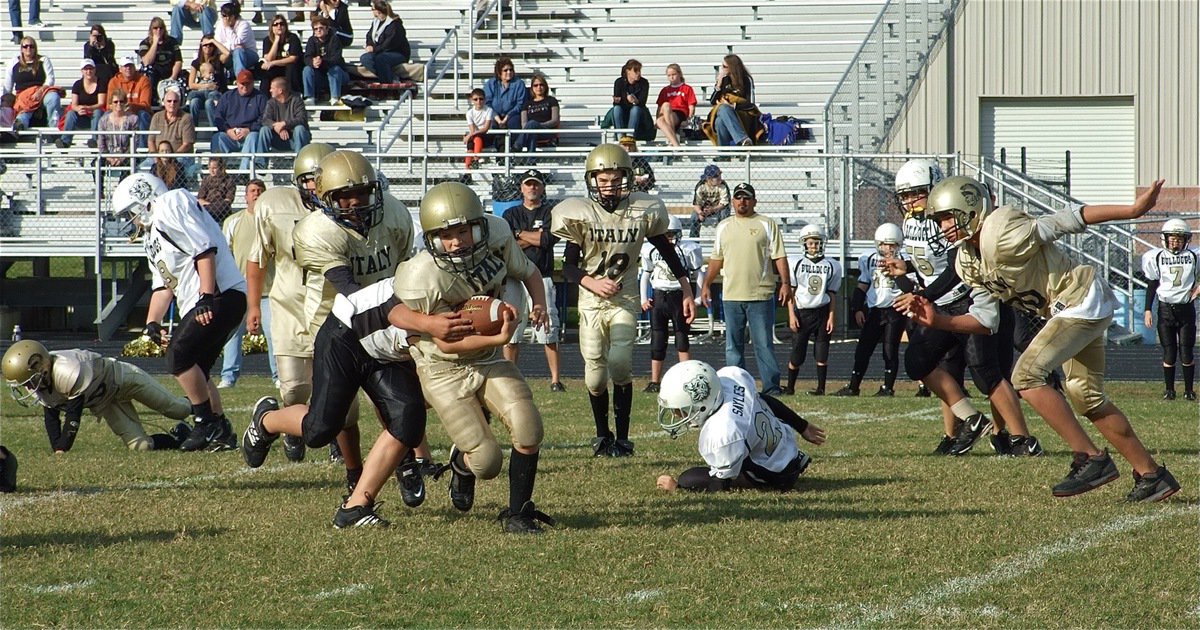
1141, 218, 1200, 400
638, 214, 703, 392
654, 361, 825, 492
3, 340, 191, 452
245, 142, 335, 464
110, 172, 247, 453
391, 182, 555, 533
831, 223, 906, 397
784, 225, 842, 396
553, 143, 696, 458
914, 175, 1179, 502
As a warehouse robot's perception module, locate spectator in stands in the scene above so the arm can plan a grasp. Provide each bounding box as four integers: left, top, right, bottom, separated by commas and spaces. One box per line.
317, 0, 353, 47
212, 69, 267, 171
255, 76, 310, 160
608, 58, 650, 140
359, 0, 410, 83
483, 56, 526, 150
151, 140, 187, 190
187, 36, 227, 126
213, 2, 259, 80
689, 163, 730, 237
258, 15, 303, 94
170, 0, 218, 43
107, 55, 153, 149
150, 85, 196, 177
197, 156, 236, 222
618, 135, 655, 192
463, 87, 491, 171
655, 63, 697, 147
83, 25, 118, 91
707, 54, 761, 146
3, 36, 61, 132
303, 16, 349, 106
7, 0, 40, 45
515, 72, 558, 153
96, 87, 140, 169
56, 59, 106, 149
138, 17, 185, 105
0, 94, 15, 144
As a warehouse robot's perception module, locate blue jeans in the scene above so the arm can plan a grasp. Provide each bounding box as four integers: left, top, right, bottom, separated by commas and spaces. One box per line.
169, 3, 215, 41
60, 109, 99, 145
714, 104, 749, 146
516, 119, 553, 152
724, 299, 781, 393
303, 65, 348, 101
359, 50, 408, 83
187, 89, 220, 126
611, 104, 644, 135
211, 130, 260, 172
220, 297, 277, 384
7, 0, 40, 30
255, 124, 311, 160
14, 89, 60, 129
229, 48, 259, 78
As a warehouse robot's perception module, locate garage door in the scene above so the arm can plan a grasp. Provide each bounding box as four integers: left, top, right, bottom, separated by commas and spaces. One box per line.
980, 97, 1135, 204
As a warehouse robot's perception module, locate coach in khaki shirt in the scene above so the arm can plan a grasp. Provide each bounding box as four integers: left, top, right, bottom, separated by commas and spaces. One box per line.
218, 179, 276, 387
701, 183, 792, 394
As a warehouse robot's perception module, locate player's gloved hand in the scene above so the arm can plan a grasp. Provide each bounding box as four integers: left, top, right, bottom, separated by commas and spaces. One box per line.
195, 293, 217, 325
144, 321, 164, 344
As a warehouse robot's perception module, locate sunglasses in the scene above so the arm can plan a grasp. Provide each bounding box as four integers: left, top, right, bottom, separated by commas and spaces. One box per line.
111, 99, 126, 104
21, 44, 35, 49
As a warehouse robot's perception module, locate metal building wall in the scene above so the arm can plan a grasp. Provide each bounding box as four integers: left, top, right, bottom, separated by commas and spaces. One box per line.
885, 0, 1199, 188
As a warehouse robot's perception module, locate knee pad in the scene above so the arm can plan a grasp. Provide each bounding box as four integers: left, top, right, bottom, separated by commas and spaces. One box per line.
500, 399, 544, 450
466, 440, 503, 480
1010, 350, 1053, 392
126, 436, 155, 452
279, 380, 312, 407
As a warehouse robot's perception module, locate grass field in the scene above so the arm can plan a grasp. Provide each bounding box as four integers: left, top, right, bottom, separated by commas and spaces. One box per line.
1, 377, 1196, 628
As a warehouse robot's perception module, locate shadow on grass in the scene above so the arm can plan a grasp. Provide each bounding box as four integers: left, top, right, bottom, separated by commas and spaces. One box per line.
560, 501, 986, 529
4, 526, 228, 550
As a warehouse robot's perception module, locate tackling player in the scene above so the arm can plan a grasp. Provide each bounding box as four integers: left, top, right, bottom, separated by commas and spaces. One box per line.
110, 172, 246, 452
784, 225, 841, 396
553, 143, 696, 457
1141, 218, 1199, 401
655, 360, 826, 492
913, 176, 1179, 501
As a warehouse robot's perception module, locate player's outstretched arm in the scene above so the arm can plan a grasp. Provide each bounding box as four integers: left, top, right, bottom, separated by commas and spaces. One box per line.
1082, 179, 1165, 225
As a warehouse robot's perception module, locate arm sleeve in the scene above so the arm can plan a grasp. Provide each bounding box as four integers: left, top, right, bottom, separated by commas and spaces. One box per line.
43, 406, 62, 450
562, 241, 585, 284
324, 265, 361, 296
1145, 280, 1159, 312
54, 397, 85, 452
851, 286, 867, 312
921, 250, 961, 301
760, 394, 810, 434
647, 233, 688, 280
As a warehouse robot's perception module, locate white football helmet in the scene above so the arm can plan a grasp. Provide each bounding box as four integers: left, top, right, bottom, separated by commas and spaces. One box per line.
799, 224, 825, 259
1162, 218, 1192, 254
874, 222, 903, 257
667, 215, 683, 236
657, 360, 723, 438
110, 173, 168, 236
894, 158, 944, 217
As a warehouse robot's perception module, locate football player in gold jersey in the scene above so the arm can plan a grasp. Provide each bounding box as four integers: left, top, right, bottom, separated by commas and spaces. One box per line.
552, 144, 695, 457
906, 176, 1179, 502
390, 182, 555, 533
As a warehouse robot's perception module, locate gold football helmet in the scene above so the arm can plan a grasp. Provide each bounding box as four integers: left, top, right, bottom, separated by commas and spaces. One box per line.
293, 142, 335, 189
419, 181, 491, 272
2, 339, 51, 407
584, 143, 634, 212
315, 150, 384, 235
926, 175, 992, 246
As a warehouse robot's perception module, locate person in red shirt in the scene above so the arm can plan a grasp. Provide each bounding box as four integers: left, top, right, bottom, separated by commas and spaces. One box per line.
655, 63, 697, 147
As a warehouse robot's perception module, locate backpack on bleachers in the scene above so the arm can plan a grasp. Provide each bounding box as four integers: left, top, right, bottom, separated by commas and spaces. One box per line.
760, 113, 807, 146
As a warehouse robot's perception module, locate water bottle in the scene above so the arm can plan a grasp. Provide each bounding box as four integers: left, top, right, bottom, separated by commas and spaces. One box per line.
11, 325, 21, 341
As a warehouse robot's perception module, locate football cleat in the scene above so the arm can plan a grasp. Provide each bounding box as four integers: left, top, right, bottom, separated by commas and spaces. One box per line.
395, 451, 426, 508
1052, 451, 1119, 497
990, 429, 1012, 456
1009, 435, 1044, 457
282, 435, 306, 462
1162, 390, 1177, 400
434, 445, 475, 512
643, 382, 660, 393
873, 386, 894, 397
1125, 465, 1181, 503
948, 413, 991, 456
932, 434, 955, 456
832, 385, 859, 397
242, 397, 279, 468
807, 388, 825, 396
178, 420, 214, 452
0, 445, 17, 493
333, 501, 390, 528
328, 441, 344, 464
206, 416, 238, 452
915, 384, 932, 398
612, 439, 635, 457
1185, 391, 1197, 401
416, 457, 442, 478
779, 385, 795, 396
549, 382, 566, 393
592, 435, 615, 457
498, 501, 556, 534
168, 421, 192, 447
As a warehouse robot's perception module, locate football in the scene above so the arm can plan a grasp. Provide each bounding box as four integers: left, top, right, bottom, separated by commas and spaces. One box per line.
457, 295, 512, 337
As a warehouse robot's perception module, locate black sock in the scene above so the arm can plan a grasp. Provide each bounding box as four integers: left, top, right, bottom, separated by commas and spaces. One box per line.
346, 466, 363, 490
191, 400, 215, 423
816, 364, 827, 390
848, 371, 863, 390
508, 449, 539, 513
883, 369, 896, 390
614, 383, 633, 441
1184, 364, 1195, 393
589, 390, 611, 438
786, 367, 799, 389
1164, 365, 1176, 391
150, 433, 179, 450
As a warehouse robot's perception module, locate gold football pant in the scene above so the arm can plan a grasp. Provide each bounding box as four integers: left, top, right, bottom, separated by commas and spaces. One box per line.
1012, 315, 1109, 414
578, 302, 638, 394
98, 361, 191, 450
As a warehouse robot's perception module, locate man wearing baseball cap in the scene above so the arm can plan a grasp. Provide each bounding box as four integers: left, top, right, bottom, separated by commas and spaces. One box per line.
701, 182, 793, 395
212, 69, 267, 172
503, 169, 566, 391
105, 55, 154, 148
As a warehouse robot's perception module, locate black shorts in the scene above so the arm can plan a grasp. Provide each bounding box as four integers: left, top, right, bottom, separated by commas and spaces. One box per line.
167, 289, 247, 376
301, 316, 427, 449
904, 296, 970, 381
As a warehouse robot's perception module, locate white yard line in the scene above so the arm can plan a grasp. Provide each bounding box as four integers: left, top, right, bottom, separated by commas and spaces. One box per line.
313, 583, 371, 599
26, 579, 96, 594
839, 506, 1197, 628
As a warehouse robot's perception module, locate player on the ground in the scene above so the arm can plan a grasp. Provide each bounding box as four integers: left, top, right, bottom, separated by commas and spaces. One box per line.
3, 340, 191, 452
784, 224, 841, 396
552, 143, 695, 457
912, 175, 1179, 501
639, 214, 703, 392
1141, 218, 1199, 401
391, 181, 555, 533
654, 360, 826, 492
110, 172, 246, 452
